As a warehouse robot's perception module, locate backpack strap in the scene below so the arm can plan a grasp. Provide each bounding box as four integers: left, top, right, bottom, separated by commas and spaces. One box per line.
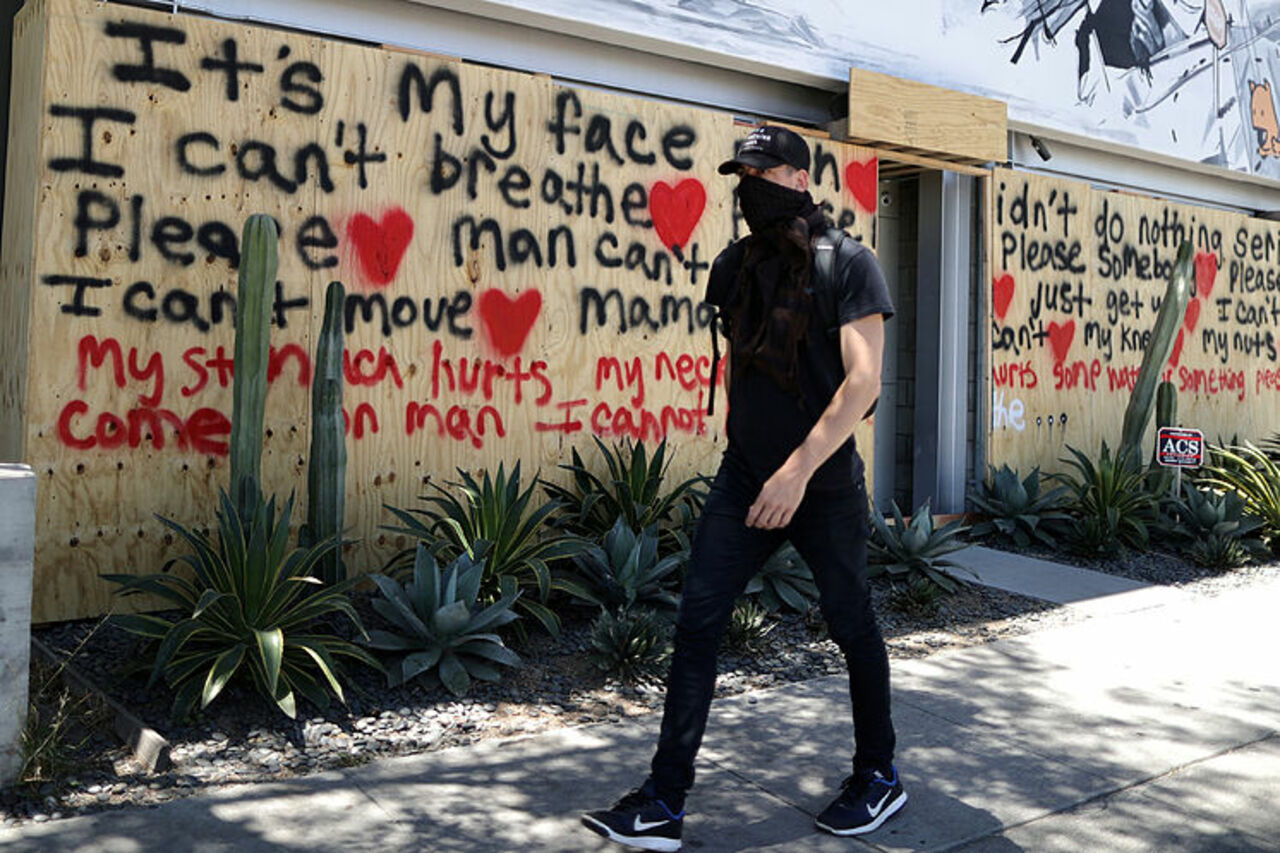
707, 312, 722, 416
814, 227, 879, 420
813, 227, 844, 337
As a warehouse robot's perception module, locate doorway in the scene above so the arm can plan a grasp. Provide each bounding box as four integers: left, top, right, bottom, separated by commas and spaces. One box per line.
873, 169, 984, 515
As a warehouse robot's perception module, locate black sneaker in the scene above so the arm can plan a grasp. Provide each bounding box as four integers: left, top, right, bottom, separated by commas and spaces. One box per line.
582, 780, 684, 852
815, 767, 907, 836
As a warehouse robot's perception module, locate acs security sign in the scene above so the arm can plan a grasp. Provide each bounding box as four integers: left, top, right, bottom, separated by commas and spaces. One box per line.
1156, 427, 1204, 468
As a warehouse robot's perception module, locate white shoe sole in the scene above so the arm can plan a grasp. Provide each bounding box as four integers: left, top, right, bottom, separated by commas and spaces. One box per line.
814, 790, 908, 836
582, 814, 682, 852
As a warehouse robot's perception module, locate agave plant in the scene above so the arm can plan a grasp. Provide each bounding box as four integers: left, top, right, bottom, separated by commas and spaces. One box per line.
589, 607, 671, 685
968, 464, 1071, 548
105, 490, 376, 720
1175, 484, 1264, 541
565, 516, 685, 614
544, 437, 707, 552
1187, 536, 1254, 570
365, 544, 521, 696
1058, 441, 1158, 557
744, 543, 819, 613
1148, 476, 1187, 542
383, 462, 587, 636
1260, 433, 1280, 464
869, 500, 972, 593
1201, 442, 1280, 548
722, 598, 776, 653
887, 573, 945, 618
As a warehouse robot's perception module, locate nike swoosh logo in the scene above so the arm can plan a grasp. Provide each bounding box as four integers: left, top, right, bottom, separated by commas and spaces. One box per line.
867, 788, 893, 819
633, 816, 670, 832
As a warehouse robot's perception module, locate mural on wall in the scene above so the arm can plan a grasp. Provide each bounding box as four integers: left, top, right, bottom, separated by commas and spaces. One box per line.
994, 0, 1280, 177
988, 166, 1280, 477
0, 0, 878, 622
424, 0, 1280, 178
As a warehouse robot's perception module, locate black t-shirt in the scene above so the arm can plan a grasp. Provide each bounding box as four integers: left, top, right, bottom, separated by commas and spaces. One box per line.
705, 231, 894, 493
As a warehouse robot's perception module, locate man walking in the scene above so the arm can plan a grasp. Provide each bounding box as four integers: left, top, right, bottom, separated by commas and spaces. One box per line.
582, 125, 904, 852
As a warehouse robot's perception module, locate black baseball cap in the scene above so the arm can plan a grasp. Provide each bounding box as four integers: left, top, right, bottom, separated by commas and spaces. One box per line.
717, 125, 811, 175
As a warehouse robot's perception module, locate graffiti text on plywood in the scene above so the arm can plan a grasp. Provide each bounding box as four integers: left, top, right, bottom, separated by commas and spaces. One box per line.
989, 169, 1280, 479
36, 8, 748, 466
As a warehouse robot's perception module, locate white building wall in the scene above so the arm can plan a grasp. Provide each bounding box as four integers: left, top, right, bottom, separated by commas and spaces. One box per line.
143, 0, 1280, 211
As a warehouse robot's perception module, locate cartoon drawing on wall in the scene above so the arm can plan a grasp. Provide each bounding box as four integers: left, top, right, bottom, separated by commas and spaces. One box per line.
999, 2, 1157, 89
999, 1, 1216, 97
991, 0, 1280, 176
1249, 78, 1280, 156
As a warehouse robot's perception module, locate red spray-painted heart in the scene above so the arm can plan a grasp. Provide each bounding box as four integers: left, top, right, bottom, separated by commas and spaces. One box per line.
993, 273, 1016, 321
1194, 252, 1218, 299
844, 157, 879, 213
1048, 320, 1075, 364
478, 289, 542, 357
650, 179, 706, 252
1184, 297, 1201, 334
1168, 328, 1186, 368
347, 208, 414, 286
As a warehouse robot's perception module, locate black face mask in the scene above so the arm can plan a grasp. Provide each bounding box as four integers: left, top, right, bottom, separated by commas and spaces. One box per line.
736, 174, 814, 233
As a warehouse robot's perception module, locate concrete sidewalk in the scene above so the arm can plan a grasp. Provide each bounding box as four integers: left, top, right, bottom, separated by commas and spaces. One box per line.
948, 545, 1190, 616
2, 555, 1277, 852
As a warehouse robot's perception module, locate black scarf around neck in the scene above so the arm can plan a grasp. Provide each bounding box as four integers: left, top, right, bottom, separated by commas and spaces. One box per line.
706, 181, 825, 416
737, 174, 818, 234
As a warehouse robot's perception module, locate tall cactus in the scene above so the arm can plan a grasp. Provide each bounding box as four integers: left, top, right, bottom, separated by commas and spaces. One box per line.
1148, 378, 1180, 493
304, 280, 347, 584
1155, 379, 1177, 431
1120, 241, 1194, 464
229, 214, 279, 520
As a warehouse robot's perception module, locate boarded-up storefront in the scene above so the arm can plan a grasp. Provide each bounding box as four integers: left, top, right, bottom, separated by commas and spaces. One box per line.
2, 0, 881, 622
988, 167, 1280, 475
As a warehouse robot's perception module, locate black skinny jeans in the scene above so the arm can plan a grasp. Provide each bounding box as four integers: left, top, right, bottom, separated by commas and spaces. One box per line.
649, 452, 895, 807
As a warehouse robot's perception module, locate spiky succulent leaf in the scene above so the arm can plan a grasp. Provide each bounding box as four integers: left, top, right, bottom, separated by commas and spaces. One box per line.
968, 465, 1071, 548
1188, 535, 1255, 570
745, 543, 819, 614
869, 500, 972, 593
543, 437, 708, 555
438, 651, 471, 697
103, 488, 373, 720
564, 516, 685, 613
1058, 441, 1159, 556
365, 546, 522, 694
1201, 442, 1280, 547
722, 599, 776, 653
383, 463, 587, 638
589, 608, 670, 684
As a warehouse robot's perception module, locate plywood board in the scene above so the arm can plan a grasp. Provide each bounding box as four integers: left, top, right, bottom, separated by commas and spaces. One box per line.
0, 0, 47, 464
987, 166, 1278, 478
847, 67, 1006, 165
4, 0, 886, 622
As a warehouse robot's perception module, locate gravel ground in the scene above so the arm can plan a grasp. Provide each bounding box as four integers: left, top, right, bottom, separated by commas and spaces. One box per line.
4, 550, 1274, 828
